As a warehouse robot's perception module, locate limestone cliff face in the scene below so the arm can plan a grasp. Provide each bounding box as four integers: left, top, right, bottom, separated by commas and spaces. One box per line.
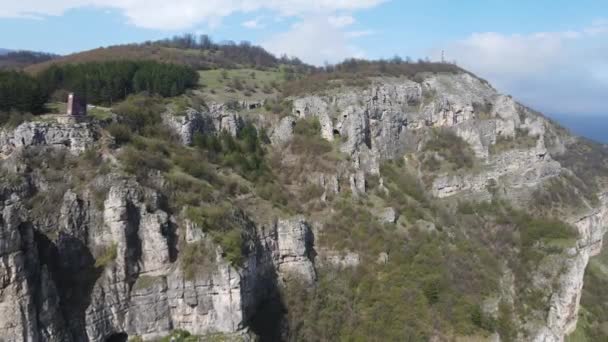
0, 71, 606, 341
0, 137, 317, 341
162, 103, 243, 145
282, 74, 607, 341
291, 74, 501, 173
532, 193, 608, 342
0, 122, 97, 156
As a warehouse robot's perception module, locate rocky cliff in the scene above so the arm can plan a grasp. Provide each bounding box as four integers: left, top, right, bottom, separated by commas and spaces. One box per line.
0, 70, 606, 342
0, 168, 320, 341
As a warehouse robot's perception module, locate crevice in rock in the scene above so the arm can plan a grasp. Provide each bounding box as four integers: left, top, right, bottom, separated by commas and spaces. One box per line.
35, 230, 101, 340
164, 220, 179, 263
248, 269, 287, 342
105, 332, 128, 342
125, 201, 142, 285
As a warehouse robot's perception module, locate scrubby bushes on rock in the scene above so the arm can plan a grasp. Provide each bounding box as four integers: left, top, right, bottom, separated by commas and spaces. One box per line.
423, 129, 475, 171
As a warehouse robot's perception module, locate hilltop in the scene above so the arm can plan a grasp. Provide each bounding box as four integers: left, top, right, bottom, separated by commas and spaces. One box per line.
25, 35, 308, 74
0, 50, 58, 70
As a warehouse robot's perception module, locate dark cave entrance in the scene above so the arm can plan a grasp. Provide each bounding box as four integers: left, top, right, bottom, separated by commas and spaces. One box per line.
105, 332, 128, 342
249, 295, 286, 342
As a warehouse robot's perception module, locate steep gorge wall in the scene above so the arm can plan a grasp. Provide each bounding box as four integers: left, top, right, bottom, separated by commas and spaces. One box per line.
283, 74, 607, 341
0, 144, 317, 341
1, 71, 607, 341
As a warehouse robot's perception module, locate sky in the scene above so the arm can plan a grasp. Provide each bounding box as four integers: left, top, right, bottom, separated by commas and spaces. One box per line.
1, 0, 608, 117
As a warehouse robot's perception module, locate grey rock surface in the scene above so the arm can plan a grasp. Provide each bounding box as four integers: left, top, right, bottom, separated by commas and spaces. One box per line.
0, 122, 97, 156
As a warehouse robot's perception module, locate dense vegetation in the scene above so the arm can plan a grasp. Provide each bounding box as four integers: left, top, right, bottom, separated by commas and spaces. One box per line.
0, 50, 58, 70
281, 183, 578, 341
0, 70, 47, 114
108, 94, 279, 267
0, 59, 198, 122
422, 128, 476, 173
149, 34, 306, 69
38, 61, 198, 105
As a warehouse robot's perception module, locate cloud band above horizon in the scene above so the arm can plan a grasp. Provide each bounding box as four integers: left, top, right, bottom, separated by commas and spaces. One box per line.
0, 0, 386, 30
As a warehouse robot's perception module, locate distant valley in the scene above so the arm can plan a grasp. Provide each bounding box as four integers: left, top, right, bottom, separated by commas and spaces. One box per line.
550, 113, 608, 144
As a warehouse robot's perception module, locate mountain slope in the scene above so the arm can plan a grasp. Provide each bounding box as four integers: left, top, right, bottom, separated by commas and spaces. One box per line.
0, 50, 58, 70
25, 38, 304, 74
0, 60, 606, 342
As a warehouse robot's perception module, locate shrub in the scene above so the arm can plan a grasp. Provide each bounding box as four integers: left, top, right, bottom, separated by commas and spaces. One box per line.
158, 329, 199, 342
0, 110, 33, 128
165, 171, 213, 208
94, 243, 117, 268
423, 129, 475, 171
255, 182, 290, 208
173, 151, 218, 184
133, 276, 162, 291
519, 216, 578, 248
120, 145, 170, 177
290, 118, 333, 156
193, 123, 270, 182
293, 117, 321, 137
214, 229, 245, 265
300, 184, 325, 203
489, 128, 538, 155
184, 205, 247, 266
380, 161, 427, 204
112, 94, 164, 134
107, 123, 132, 145
180, 242, 213, 280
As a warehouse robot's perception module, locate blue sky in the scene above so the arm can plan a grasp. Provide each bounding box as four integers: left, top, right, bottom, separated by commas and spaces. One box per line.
1, 0, 608, 115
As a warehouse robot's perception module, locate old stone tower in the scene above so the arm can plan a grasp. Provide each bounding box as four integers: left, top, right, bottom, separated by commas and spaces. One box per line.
67, 92, 87, 117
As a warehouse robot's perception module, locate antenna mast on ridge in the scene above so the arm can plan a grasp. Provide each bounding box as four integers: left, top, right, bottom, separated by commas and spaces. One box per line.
441, 50, 445, 63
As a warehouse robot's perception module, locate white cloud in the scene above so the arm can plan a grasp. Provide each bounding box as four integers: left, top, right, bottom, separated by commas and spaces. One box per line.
438, 22, 608, 115
263, 16, 365, 65
346, 30, 375, 38
328, 15, 355, 28
0, 0, 386, 30
242, 17, 263, 29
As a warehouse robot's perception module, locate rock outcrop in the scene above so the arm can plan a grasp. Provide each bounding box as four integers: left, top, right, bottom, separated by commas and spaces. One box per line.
532, 193, 608, 342
0, 170, 319, 341
162, 104, 243, 145
284, 74, 559, 195
0, 122, 97, 156
161, 108, 211, 145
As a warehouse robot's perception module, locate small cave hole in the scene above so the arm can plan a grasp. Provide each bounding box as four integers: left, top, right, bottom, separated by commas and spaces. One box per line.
105, 332, 128, 342
333, 129, 341, 136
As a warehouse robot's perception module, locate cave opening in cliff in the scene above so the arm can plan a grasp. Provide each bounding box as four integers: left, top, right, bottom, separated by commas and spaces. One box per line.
105, 332, 128, 342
